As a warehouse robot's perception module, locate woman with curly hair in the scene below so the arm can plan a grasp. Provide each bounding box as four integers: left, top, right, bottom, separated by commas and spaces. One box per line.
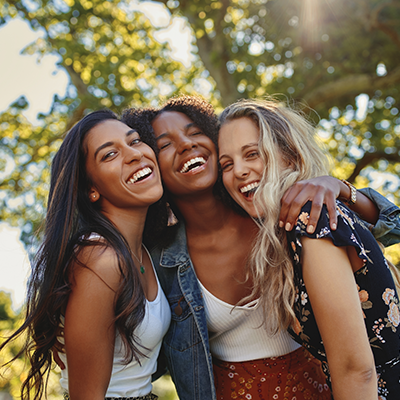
122, 95, 400, 400
1, 110, 170, 400
218, 98, 400, 399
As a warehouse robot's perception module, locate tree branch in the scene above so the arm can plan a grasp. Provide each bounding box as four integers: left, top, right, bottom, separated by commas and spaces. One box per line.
169, 0, 239, 106
370, 1, 400, 49
347, 151, 400, 183
302, 66, 400, 110
62, 64, 91, 131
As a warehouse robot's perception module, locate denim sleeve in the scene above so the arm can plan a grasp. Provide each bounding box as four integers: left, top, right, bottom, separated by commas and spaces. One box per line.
359, 187, 400, 247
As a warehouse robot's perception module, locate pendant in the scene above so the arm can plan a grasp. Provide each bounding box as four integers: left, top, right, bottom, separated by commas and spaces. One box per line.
140, 265, 145, 274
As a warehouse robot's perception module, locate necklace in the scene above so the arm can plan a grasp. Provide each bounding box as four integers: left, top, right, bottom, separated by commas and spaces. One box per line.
131, 244, 145, 274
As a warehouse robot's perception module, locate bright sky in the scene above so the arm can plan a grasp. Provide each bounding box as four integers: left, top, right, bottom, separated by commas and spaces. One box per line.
0, 2, 193, 310
0, 223, 30, 310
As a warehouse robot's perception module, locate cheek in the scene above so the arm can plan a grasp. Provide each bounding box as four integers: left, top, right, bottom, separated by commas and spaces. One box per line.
222, 172, 236, 198
92, 167, 114, 189
156, 155, 177, 192
156, 152, 171, 176
256, 160, 265, 177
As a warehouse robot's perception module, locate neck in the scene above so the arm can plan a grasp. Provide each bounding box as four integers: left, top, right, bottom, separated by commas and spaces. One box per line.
102, 207, 147, 254
172, 191, 235, 233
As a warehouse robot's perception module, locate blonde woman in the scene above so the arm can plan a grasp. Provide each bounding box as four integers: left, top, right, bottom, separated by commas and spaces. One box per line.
218, 99, 400, 400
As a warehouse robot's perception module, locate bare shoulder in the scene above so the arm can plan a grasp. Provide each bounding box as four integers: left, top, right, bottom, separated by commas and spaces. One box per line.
301, 236, 346, 259
71, 244, 122, 292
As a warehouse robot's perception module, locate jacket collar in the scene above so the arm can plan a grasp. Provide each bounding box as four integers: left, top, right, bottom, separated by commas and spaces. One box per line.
160, 222, 190, 267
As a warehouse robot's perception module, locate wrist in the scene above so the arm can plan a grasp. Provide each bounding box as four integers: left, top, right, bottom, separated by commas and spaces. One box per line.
339, 179, 357, 205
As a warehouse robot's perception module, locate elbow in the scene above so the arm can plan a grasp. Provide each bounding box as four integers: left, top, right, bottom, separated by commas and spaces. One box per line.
341, 358, 377, 383
330, 352, 376, 383
353, 366, 376, 384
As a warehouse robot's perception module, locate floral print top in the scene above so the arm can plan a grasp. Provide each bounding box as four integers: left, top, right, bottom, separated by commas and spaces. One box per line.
287, 201, 400, 400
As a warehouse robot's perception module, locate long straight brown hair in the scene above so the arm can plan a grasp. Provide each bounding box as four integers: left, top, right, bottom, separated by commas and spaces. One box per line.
1, 110, 148, 399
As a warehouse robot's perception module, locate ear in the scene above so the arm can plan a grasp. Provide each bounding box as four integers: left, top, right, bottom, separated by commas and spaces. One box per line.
89, 188, 100, 203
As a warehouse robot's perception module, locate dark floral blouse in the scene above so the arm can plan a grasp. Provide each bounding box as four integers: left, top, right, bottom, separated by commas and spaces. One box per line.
287, 201, 400, 400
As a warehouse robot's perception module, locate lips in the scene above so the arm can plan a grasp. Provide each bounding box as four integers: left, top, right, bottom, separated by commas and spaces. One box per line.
179, 156, 206, 174
239, 181, 259, 198
127, 167, 153, 184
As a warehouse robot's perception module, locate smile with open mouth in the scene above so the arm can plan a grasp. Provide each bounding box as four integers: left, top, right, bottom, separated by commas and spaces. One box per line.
240, 181, 259, 197
179, 157, 206, 173
127, 167, 152, 184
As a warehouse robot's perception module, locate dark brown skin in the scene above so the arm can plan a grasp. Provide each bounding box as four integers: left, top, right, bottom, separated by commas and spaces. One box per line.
177, 190, 258, 304
280, 177, 379, 232
152, 111, 257, 303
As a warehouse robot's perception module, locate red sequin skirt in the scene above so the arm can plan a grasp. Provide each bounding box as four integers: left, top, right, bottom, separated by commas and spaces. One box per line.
213, 347, 332, 400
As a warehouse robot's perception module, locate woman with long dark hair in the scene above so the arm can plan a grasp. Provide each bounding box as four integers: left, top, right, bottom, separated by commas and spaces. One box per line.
1, 110, 170, 400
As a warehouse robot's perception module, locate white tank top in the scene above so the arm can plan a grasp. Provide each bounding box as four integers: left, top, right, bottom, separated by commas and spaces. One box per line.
59, 250, 171, 397
199, 280, 300, 362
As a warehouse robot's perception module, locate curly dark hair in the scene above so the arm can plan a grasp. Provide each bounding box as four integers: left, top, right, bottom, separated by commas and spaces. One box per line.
122, 95, 235, 243
122, 95, 219, 155
122, 96, 248, 234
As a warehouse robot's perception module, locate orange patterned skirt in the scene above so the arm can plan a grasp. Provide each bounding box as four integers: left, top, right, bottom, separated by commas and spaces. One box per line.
213, 347, 332, 400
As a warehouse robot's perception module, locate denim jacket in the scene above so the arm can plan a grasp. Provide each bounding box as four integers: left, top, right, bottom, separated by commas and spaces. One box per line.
151, 189, 400, 400
359, 188, 400, 246
150, 225, 216, 400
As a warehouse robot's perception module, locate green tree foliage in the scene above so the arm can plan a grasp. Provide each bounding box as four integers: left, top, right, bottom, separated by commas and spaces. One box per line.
0, 0, 212, 246
0, 291, 61, 399
1, 0, 399, 244
162, 0, 400, 191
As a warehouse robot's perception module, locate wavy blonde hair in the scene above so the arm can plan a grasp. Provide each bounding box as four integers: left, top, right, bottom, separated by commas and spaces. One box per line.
219, 98, 331, 334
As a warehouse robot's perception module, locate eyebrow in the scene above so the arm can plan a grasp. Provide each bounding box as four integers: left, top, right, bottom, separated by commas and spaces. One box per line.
93, 129, 138, 159
155, 123, 198, 142
219, 142, 258, 160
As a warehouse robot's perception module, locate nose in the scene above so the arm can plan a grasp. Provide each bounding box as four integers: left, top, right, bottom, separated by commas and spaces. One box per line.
233, 161, 249, 179
177, 134, 197, 154
125, 146, 143, 164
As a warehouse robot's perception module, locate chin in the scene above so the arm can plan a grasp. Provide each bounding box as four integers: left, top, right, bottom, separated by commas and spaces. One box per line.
242, 204, 257, 218
152, 189, 164, 203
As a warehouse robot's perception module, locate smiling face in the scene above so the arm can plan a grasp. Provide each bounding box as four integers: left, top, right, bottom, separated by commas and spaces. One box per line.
84, 119, 163, 214
151, 111, 218, 198
218, 117, 265, 218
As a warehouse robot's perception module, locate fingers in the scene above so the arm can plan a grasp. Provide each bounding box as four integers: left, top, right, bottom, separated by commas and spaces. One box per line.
279, 183, 305, 230
306, 196, 324, 233
280, 177, 339, 233
306, 185, 338, 232
325, 196, 338, 231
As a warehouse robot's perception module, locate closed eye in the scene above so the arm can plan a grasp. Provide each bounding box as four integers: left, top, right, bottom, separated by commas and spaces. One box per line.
221, 161, 233, 172
159, 142, 171, 150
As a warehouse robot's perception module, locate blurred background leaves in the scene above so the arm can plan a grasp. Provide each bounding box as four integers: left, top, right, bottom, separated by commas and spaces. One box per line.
1, 0, 399, 247
1, 0, 399, 397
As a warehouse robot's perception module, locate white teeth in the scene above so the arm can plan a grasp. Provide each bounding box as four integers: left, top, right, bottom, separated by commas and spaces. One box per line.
127, 167, 152, 184
240, 182, 259, 194
180, 157, 206, 173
